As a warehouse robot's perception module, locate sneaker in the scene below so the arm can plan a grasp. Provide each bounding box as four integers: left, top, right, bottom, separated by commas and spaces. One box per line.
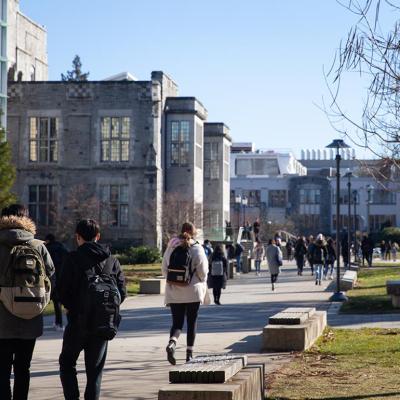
323, 275, 327, 280
329, 274, 333, 280
56, 325, 64, 332
166, 340, 176, 365
315, 280, 318, 285
318, 280, 322, 285
186, 350, 193, 363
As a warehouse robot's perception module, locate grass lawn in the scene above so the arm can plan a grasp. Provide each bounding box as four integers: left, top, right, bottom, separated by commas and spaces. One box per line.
122, 263, 162, 295
267, 328, 400, 399
340, 266, 400, 314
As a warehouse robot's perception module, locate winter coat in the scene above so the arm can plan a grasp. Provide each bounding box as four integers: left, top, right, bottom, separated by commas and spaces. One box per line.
0, 216, 55, 339
58, 242, 126, 320
326, 243, 336, 263
46, 240, 69, 298
266, 244, 282, 275
207, 255, 228, 290
162, 237, 210, 305
294, 241, 307, 259
252, 244, 265, 261
310, 240, 328, 265
234, 243, 244, 257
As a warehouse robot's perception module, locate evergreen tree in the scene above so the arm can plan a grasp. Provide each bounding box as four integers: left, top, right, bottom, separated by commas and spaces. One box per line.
0, 127, 16, 210
61, 55, 89, 81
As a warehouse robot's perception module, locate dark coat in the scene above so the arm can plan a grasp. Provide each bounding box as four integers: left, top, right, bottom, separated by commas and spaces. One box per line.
309, 240, 328, 264
46, 240, 69, 298
59, 242, 126, 320
207, 255, 228, 290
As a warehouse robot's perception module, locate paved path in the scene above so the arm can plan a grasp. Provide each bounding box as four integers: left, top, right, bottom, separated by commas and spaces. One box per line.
27, 262, 400, 399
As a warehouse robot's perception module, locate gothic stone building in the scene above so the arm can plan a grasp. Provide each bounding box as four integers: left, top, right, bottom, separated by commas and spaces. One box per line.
7, 71, 231, 247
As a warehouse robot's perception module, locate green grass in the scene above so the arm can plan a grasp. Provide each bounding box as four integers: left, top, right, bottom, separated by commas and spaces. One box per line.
122, 263, 162, 295
267, 328, 400, 399
340, 267, 400, 314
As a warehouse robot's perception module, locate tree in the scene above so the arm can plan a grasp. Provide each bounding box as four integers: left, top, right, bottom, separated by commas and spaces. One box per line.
0, 128, 16, 210
61, 55, 89, 81
326, 1, 400, 179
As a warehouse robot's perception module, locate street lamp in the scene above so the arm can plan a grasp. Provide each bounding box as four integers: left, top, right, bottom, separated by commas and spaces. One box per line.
242, 196, 248, 227
352, 189, 358, 262
366, 184, 374, 235
235, 194, 242, 230
326, 139, 350, 302
344, 171, 353, 268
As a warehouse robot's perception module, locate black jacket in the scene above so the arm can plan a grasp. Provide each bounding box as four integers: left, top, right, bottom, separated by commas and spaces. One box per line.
46, 240, 69, 296
310, 241, 328, 264
59, 242, 126, 318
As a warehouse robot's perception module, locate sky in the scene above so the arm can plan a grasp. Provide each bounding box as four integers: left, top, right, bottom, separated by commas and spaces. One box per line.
20, 0, 387, 158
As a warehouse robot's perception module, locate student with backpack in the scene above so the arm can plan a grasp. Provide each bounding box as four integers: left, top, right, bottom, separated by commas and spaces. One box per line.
58, 219, 126, 400
310, 234, 328, 285
0, 204, 55, 400
162, 222, 209, 365
208, 245, 228, 305
45, 233, 69, 331
234, 242, 244, 274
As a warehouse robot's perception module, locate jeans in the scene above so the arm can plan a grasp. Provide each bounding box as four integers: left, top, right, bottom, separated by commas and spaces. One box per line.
169, 302, 200, 347
0, 338, 36, 400
324, 262, 334, 277
255, 260, 261, 273
315, 264, 323, 281
236, 256, 242, 273
59, 319, 108, 400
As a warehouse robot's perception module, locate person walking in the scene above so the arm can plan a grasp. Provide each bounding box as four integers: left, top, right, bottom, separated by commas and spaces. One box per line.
294, 236, 307, 275
385, 241, 392, 261
380, 240, 386, 261
234, 242, 244, 274
0, 204, 55, 400
252, 239, 265, 276
163, 222, 209, 365
266, 239, 283, 291
391, 241, 398, 262
253, 219, 260, 241
309, 234, 327, 285
202, 239, 213, 261
208, 245, 228, 305
58, 219, 126, 400
324, 238, 336, 280
45, 233, 69, 331
286, 239, 294, 261
307, 236, 316, 275
361, 235, 374, 267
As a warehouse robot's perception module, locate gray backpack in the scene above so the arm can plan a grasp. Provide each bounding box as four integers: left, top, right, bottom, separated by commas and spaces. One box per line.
211, 260, 224, 276
0, 242, 51, 319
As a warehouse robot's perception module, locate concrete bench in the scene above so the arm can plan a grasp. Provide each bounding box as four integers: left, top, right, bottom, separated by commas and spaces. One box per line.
340, 270, 357, 291
386, 280, 400, 308
139, 277, 166, 294
159, 363, 264, 400
263, 307, 327, 351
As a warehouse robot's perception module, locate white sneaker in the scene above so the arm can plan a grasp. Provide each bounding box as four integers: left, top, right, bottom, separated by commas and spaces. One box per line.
55, 325, 64, 332
329, 274, 333, 280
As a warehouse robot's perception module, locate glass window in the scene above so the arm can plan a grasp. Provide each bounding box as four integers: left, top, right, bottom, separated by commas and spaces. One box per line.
242, 190, 261, 207
269, 190, 287, 207
299, 189, 320, 204
371, 190, 396, 205
29, 118, 59, 163
28, 185, 57, 226
99, 184, 129, 227
170, 121, 190, 166
100, 117, 131, 162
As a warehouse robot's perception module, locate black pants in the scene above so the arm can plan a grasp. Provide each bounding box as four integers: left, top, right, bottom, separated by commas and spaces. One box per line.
213, 288, 221, 301
0, 338, 36, 400
296, 256, 304, 273
59, 320, 108, 400
169, 302, 200, 347
271, 274, 278, 284
53, 299, 63, 326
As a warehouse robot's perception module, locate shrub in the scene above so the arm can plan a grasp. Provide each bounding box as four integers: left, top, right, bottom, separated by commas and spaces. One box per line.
116, 246, 161, 265
381, 227, 400, 244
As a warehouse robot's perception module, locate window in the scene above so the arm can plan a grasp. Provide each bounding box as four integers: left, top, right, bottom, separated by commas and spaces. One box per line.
101, 117, 130, 162
298, 214, 320, 231
235, 158, 279, 176
242, 190, 261, 207
369, 215, 396, 232
100, 185, 129, 227
371, 190, 396, 205
269, 190, 287, 207
332, 190, 359, 204
299, 189, 320, 204
28, 185, 57, 226
171, 121, 190, 166
29, 117, 59, 162
204, 142, 219, 179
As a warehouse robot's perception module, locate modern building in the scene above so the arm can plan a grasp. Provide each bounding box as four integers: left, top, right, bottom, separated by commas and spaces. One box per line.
230, 145, 399, 236
7, 72, 231, 247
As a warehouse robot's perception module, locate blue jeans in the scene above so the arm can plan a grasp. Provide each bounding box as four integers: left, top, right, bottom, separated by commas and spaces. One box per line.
315, 264, 323, 281
255, 260, 261, 273
236, 256, 242, 273
324, 262, 334, 276
59, 319, 108, 400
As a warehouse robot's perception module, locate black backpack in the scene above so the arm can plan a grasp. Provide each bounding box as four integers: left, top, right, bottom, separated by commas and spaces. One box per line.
79, 259, 121, 340
167, 243, 196, 286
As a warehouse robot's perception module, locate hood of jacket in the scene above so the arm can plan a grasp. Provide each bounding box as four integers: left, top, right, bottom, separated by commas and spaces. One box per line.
316, 239, 326, 247
75, 241, 111, 269
0, 216, 36, 245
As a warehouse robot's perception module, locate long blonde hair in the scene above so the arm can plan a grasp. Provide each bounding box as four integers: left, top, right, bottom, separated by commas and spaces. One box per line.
179, 222, 196, 248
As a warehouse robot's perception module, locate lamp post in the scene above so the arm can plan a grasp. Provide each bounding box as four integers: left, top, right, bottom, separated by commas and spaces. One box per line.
326, 139, 350, 302
353, 189, 358, 262
242, 196, 248, 227
366, 184, 374, 235
344, 171, 353, 267
235, 194, 242, 231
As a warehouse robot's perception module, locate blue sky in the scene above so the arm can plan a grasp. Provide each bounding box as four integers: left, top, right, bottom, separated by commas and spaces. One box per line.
20, 0, 381, 158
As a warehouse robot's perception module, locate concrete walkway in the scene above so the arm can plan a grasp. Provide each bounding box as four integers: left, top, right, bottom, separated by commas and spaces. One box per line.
27, 262, 400, 399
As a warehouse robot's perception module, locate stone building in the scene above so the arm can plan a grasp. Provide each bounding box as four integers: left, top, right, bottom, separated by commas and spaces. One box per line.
0, 0, 7, 126
7, 71, 231, 247
7, 0, 48, 82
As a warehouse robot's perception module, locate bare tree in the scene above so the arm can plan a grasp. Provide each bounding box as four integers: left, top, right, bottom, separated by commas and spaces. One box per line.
326, 0, 400, 182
